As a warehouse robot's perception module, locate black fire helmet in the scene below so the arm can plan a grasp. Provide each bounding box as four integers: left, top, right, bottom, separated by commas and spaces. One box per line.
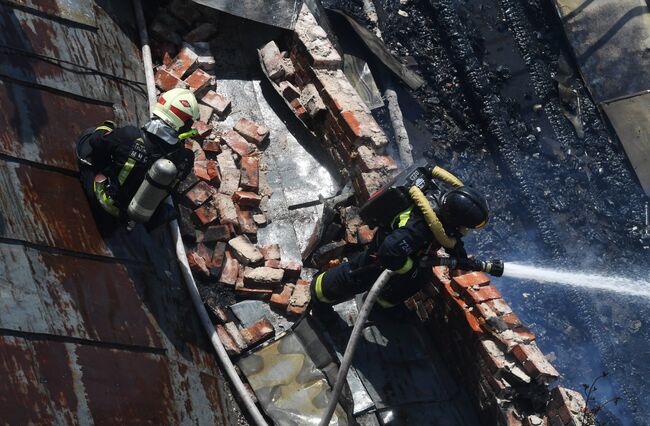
439, 187, 490, 229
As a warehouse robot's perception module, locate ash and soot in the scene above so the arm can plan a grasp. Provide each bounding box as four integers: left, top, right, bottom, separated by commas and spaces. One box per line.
325, 0, 650, 423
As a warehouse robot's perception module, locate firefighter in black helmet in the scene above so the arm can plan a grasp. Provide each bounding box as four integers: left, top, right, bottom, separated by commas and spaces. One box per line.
310, 170, 490, 316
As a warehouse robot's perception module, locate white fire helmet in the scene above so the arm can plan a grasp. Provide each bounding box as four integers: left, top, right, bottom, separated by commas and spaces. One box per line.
152, 88, 200, 132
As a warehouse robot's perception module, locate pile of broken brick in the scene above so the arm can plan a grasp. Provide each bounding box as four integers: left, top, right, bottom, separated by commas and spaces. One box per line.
149, 4, 311, 357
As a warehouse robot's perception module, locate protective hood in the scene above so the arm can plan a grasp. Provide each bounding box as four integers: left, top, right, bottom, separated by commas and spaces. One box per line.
142, 119, 180, 145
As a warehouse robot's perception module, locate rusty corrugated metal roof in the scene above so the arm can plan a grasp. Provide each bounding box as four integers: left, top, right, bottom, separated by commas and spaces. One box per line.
0, 1, 241, 423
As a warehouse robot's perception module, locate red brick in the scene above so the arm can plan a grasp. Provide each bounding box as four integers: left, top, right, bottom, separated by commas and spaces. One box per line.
176, 171, 200, 194
239, 318, 275, 346
477, 339, 507, 372
202, 140, 221, 155
221, 130, 254, 157
224, 322, 247, 351
279, 81, 301, 101
356, 146, 397, 172
260, 244, 281, 261
155, 68, 188, 91
548, 387, 588, 425
188, 139, 206, 161
341, 110, 363, 139
264, 259, 281, 269
206, 160, 221, 185
237, 208, 258, 235
195, 160, 219, 185
192, 203, 218, 226
512, 344, 559, 381
462, 285, 503, 305
432, 266, 452, 285
209, 242, 227, 269
199, 104, 213, 123
228, 235, 263, 265
270, 283, 295, 309
235, 280, 273, 300
281, 261, 302, 280
233, 191, 261, 208
202, 90, 231, 117
452, 272, 491, 291
192, 121, 213, 138
216, 325, 241, 355
486, 298, 513, 316
501, 312, 522, 329
259, 41, 285, 81
197, 225, 232, 244
166, 47, 198, 79
218, 166, 240, 196
205, 300, 230, 323
234, 117, 270, 145
243, 267, 284, 289
300, 83, 326, 118
475, 302, 498, 320
219, 251, 239, 286
214, 193, 238, 227
287, 279, 310, 315
290, 98, 308, 120
240, 156, 259, 192
357, 225, 377, 245
353, 171, 386, 202
185, 68, 213, 94
185, 180, 215, 206
187, 252, 209, 279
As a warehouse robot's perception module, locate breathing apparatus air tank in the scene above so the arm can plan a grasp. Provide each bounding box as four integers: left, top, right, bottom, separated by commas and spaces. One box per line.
127, 158, 177, 230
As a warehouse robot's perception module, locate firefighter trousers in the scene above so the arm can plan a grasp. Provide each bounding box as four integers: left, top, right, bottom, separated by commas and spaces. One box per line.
311, 251, 433, 309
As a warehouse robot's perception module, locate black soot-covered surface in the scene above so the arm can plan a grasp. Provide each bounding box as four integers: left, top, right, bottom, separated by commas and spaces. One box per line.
323, 0, 649, 424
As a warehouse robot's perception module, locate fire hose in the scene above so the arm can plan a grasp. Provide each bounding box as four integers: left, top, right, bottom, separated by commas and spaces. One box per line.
319, 254, 503, 425
132, 2, 268, 425
319, 268, 397, 426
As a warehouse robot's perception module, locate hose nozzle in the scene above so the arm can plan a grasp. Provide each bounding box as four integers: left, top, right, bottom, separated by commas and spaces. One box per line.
430, 257, 504, 277
477, 259, 504, 277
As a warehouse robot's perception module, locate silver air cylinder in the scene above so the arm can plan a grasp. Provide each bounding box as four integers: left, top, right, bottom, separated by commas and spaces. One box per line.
127, 159, 177, 224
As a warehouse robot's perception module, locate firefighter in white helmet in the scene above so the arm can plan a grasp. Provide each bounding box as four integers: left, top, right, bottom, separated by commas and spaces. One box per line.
76, 88, 199, 232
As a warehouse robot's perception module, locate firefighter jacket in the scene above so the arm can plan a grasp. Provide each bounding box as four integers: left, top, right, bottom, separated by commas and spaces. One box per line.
87, 124, 193, 214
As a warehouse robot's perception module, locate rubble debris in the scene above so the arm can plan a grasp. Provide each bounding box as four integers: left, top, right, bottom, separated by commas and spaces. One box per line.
225, 322, 248, 351
270, 283, 295, 309
216, 324, 241, 356
228, 235, 263, 265
243, 267, 284, 288
221, 130, 254, 158
287, 279, 310, 316
202, 90, 232, 117
260, 244, 281, 261
234, 118, 270, 146
219, 251, 240, 286
240, 318, 275, 347
260, 41, 286, 81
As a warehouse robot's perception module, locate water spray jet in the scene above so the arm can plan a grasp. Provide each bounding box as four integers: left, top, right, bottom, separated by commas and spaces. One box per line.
501, 263, 650, 299
431, 257, 650, 298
